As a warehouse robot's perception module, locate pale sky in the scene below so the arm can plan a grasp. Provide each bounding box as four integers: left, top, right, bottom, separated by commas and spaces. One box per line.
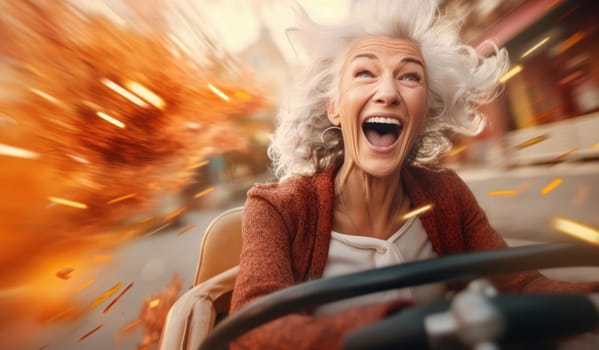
197, 0, 352, 63
78, 0, 351, 64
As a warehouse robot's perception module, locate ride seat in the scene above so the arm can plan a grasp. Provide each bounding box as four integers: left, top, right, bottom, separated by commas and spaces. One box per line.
159, 206, 243, 350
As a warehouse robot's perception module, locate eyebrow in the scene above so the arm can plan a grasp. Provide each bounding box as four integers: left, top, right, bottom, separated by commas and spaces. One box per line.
351, 53, 424, 68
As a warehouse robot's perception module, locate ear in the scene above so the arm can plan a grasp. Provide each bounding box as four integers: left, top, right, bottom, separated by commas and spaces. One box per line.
326, 100, 340, 126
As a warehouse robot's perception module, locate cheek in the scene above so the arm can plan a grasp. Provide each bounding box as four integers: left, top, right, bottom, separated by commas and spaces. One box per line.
338, 87, 369, 123
404, 90, 428, 126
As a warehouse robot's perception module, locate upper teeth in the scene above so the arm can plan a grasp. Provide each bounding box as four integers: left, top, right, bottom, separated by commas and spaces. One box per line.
365, 117, 401, 125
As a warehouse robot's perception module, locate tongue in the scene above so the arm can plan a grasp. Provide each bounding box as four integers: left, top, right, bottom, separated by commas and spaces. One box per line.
365, 130, 397, 148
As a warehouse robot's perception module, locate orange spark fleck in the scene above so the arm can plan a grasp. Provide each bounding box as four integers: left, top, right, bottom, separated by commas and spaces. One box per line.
76, 278, 96, 292
554, 147, 578, 162
79, 324, 104, 342
557, 31, 586, 54
48, 196, 88, 209
91, 283, 122, 308
177, 224, 196, 236
119, 319, 141, 336
103, 282, 134, 314
107, 193, 136, 205
56, 267, 74, 280
147, 223, 170, 236
235, 90, 251, 101
136, 275, 182, 349
401, 204, 433, 220
541, 177, 563, 195
515, 135, 549, 150
186, 160, 209, 170
193, 187, 214, 199
163, 207, 187, 223
447, 145, 467, 157
487, 190, 518, 196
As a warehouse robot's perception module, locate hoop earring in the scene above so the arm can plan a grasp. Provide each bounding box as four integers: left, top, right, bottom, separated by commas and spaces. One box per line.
320, 126, 342, 144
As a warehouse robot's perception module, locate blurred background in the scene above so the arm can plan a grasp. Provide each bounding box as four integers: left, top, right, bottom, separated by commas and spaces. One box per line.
0, 0, 597, 349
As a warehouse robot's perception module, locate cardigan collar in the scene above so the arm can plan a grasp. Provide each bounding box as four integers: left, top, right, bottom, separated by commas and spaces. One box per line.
308, 163, 446, 279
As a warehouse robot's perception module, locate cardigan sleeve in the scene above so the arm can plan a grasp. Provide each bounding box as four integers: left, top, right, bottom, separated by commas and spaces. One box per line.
451, 171, 599, 294
229, 193, 410, 350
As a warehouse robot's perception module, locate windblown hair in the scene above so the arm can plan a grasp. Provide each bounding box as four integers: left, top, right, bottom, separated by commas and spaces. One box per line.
268, 0, 509, 179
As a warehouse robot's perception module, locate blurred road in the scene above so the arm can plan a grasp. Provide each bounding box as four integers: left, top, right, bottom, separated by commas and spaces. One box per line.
462, 162, 599, 245
461, 162, 599, 283
1, 201, 246, 350
4, 162, 599, 350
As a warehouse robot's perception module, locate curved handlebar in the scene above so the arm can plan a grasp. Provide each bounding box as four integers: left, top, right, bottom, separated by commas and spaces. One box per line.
199, 243, 599, 350
344, 293, 599, 349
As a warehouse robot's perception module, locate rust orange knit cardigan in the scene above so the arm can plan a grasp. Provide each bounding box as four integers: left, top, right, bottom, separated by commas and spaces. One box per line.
230, 164, 598, 349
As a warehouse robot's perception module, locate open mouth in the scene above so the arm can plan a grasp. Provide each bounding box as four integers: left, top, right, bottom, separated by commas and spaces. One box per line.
362, 116, 402, 148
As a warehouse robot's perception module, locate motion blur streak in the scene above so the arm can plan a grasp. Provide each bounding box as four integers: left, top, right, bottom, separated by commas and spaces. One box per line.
401, 204, 434, 220
48, 197, 89, 209
78, 324, 104, 342
487, 190, 519, 196
515, 134, 549, 150
101, 78, 150, 108
125, 81, 166, 110
0, 143, 40, 159
96, 111, 126, 129
0, 0, 265, 331
552, 217, 599, 245
541, 178, 563, 195
107, 193, 137, 205
498, 64, 523, 83
91, 283, 123, 308
208, 83, 231, 102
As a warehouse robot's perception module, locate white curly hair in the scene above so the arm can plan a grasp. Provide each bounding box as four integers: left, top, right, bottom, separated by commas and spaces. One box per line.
268, 0, 509, 179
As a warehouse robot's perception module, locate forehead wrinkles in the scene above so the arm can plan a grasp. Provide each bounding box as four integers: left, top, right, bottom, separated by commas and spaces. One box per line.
339, 37, 426, 83
335, 37, 426, 98
347, 37, 424, 64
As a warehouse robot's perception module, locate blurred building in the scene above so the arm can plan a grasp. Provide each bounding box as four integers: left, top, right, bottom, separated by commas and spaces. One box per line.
238, 21, 291, 111
440, 0, 599, 167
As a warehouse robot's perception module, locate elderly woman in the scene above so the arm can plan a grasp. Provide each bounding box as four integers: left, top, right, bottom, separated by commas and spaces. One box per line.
230, 0, 598, 349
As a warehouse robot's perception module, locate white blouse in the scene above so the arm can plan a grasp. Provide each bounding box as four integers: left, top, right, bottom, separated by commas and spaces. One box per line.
316, 216, 446, 315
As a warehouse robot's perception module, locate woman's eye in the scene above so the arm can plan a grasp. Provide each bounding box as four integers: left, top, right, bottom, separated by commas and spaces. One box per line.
356, 70, 373, 78
401, 73, 421, 82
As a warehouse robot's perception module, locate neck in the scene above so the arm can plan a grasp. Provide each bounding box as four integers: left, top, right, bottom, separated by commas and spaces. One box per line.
333, 161, 408, 239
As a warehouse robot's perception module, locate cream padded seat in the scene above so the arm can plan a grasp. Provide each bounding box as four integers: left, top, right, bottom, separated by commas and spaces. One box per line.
159, 206, 243, 350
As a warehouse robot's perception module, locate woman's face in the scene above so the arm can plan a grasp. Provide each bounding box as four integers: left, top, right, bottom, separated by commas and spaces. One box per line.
328, 36, 428, 177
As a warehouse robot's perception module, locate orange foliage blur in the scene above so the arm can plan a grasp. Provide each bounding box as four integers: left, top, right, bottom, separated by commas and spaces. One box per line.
0, 0, 265, 327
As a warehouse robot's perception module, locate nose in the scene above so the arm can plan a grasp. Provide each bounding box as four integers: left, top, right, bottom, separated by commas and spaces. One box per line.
373, 75, 400, 106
